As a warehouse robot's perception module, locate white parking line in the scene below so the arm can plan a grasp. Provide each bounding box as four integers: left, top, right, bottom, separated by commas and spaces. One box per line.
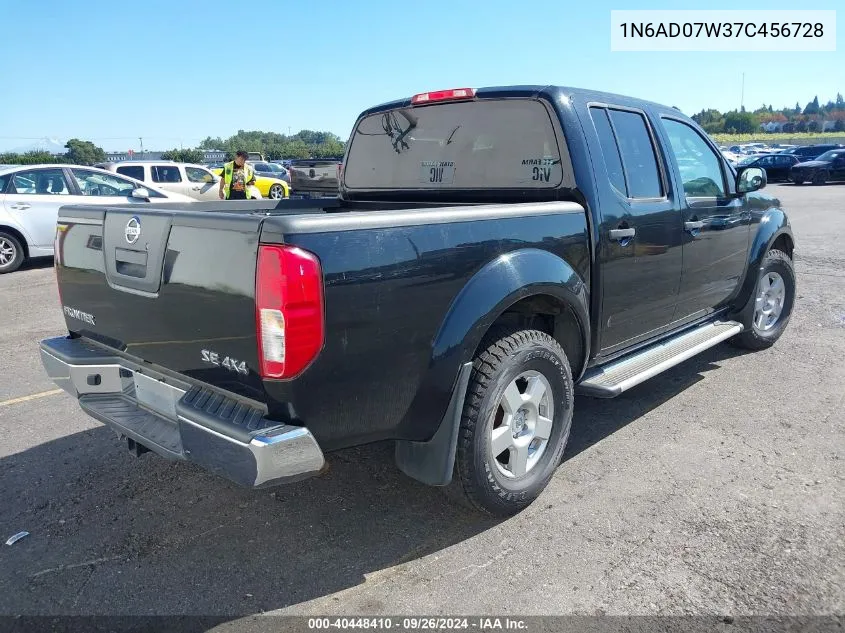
0, 389, 63, 407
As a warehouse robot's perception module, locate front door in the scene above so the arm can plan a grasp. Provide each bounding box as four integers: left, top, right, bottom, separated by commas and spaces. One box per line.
3, 167, 73, 249
587, 105, 684, 354
831, 152, 845, 180
184, 166, 220, 200
659, 118, 751, 325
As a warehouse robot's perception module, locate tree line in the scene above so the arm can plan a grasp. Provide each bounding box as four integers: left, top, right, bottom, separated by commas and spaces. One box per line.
0, 139, 106, 165
0, 130, 347, 166
692, 93, 845, 134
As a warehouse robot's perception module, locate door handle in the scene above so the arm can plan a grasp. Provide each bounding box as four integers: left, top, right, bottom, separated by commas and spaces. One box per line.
684, 220, 705, 231
192, 186, 201, 190
10, 203, 31, 210
609, 228, 636, 240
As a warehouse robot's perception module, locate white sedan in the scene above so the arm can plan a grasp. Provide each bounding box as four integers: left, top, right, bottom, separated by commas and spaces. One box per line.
0, 164, 194, 273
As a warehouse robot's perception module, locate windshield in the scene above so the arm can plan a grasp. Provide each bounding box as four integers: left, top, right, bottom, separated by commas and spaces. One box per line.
815, 150, 844, 161
344, 99, 573, 190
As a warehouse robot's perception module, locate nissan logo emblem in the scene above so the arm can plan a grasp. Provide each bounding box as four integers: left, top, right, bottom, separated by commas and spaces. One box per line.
125, 216, 141, 244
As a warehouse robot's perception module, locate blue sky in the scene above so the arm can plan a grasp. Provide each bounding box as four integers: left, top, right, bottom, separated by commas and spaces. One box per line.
0, 0, 841, 152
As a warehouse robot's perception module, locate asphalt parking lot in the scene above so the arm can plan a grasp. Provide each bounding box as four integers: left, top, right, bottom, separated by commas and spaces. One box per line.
0, 184, 843, 624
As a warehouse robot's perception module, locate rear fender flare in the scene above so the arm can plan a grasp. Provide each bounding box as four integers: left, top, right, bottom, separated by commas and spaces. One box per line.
395, 249, 589, 487
432, 248, 590, 374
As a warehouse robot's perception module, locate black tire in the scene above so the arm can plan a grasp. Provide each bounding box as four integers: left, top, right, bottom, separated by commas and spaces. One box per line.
730, 249, 795, 351
812, 171, 828, 186
452, 329, 574, 517
791, 177, 804, 185
0, 232, 25, 274
269, 184, 285, 199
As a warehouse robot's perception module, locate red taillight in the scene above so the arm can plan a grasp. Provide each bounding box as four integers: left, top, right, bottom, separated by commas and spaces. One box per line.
255, 245, 324, 379
410, 88, 476, 105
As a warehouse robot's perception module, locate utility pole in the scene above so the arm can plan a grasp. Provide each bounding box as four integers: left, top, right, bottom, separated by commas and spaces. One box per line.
139, 137, 144, 159
740, 72, 745, 111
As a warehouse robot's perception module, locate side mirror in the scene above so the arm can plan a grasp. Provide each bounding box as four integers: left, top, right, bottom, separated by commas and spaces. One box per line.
131, 187, 151, 200
737, 167, 766, 194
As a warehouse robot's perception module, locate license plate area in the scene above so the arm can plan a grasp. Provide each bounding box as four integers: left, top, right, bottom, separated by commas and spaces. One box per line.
133, 371, 186, 420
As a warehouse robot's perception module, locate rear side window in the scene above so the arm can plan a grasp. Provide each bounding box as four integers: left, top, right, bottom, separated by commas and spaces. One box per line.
344, 99, 573, 190
607, 109, 663, 199
151, 165, 182, 183
589, 107, 627, 195
588, 107, 663, 199
116, 165, 145, 181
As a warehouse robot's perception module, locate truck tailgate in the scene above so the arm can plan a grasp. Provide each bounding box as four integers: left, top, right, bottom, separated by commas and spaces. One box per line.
55, 205, 266, 400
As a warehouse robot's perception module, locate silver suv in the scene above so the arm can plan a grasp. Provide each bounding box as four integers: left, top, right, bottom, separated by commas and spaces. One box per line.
98, 161, 222, 201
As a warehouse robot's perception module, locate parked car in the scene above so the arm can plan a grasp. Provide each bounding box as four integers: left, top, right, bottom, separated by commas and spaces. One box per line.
98, 161, 223, 201
720, 149, 740, 166
781, 144, 845, 161
735, 153, 801, 182
210, 164, 290, 199
789, 148, 845, 185
40, 85, 794, 517
0, 164, 194, 273
251, 161, 291, 184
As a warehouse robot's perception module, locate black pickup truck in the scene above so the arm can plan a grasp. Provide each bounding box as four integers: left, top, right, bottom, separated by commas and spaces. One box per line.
41, 86, 795, 516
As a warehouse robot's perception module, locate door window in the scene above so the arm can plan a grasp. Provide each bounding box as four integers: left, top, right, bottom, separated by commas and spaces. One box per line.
757, 156, 776, 167
71, 169, 164, 197
589, 107, 627, 196
151, 165, 182, 183
661, 119, 727, 198
185, 167, 215, 183
11, 169, 70, 195
607, 109, 664, 199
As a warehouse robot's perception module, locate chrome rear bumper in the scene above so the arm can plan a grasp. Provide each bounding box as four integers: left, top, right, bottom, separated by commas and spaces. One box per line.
39, 336, 325, 488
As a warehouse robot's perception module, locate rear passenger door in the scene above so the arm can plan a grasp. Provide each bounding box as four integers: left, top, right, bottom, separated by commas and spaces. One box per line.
3, 168, 73, 249
150, 164, 190, 197
588, 105, 684, 354
659, 117, 751, 325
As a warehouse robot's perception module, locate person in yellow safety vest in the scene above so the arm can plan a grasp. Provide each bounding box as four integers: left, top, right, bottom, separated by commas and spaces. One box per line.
218, 150, 257, 200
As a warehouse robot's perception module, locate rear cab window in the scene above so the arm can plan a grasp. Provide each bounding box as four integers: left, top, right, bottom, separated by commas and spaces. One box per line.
343, 99, 574, 191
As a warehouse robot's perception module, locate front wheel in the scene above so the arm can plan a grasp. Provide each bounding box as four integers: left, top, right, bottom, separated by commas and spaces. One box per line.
0, 232, 25, 273
452, 329, 574, 517
791, 176, 804, 185
269, 184, 286, 199
730, 249, 795, 351
812, 171, 828, 186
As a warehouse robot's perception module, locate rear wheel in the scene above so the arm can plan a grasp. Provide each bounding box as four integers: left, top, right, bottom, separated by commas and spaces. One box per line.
812, 171, 828, 185
0, 232, 24, 273
730, 249, 795, 351
269, 184, 286, 199
452, 329, 574, 516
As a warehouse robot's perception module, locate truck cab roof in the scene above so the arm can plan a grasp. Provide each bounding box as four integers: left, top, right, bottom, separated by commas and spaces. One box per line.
359, 85, 685, 121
